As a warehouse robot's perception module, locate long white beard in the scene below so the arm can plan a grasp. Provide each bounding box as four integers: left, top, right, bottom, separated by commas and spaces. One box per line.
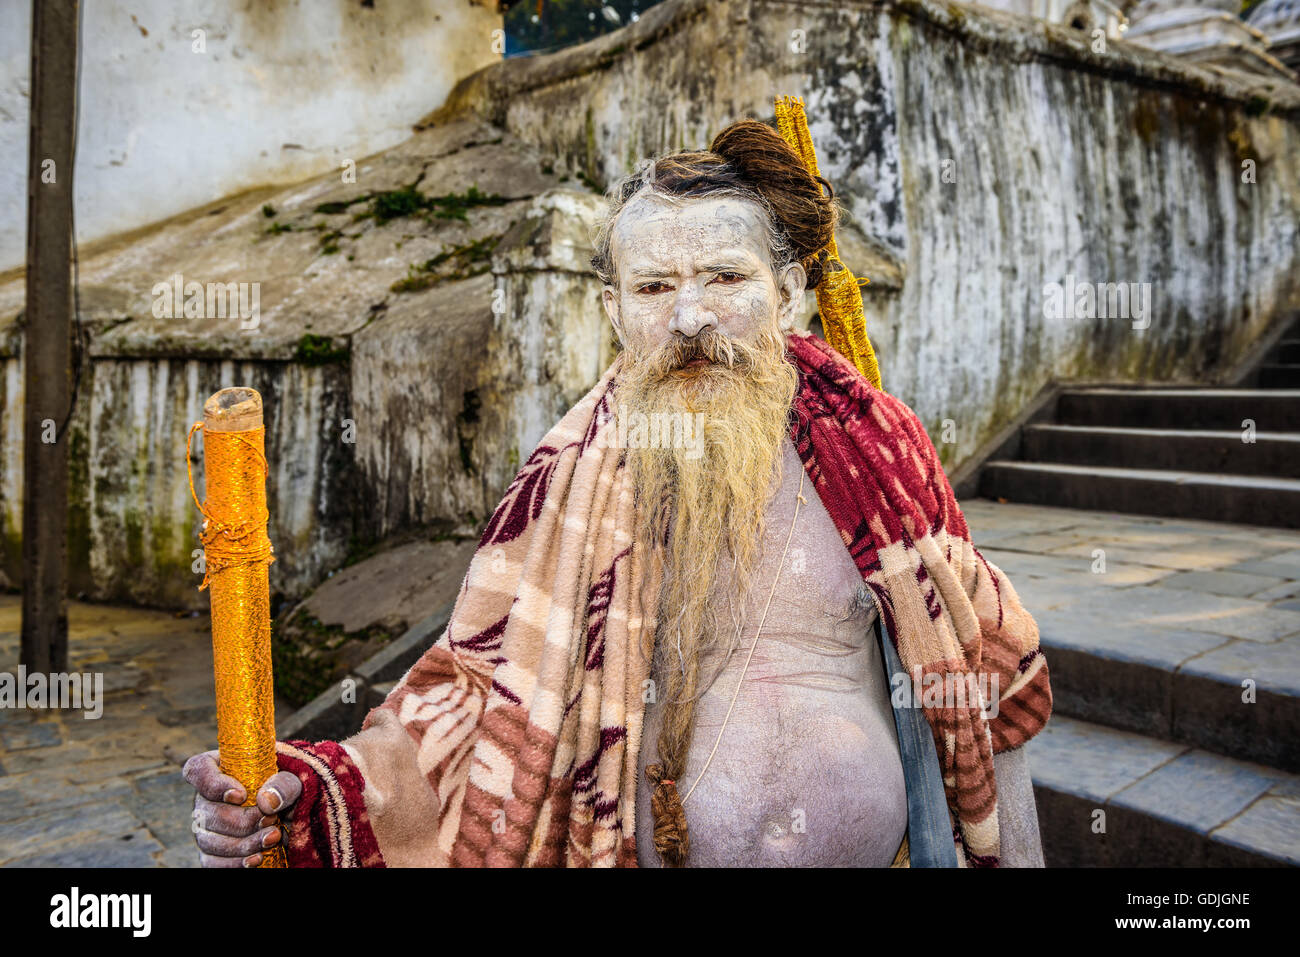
619, 326, 799, 705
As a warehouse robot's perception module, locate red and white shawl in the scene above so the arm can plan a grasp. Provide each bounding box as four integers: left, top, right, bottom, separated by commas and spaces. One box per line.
277, 328, 1051, 868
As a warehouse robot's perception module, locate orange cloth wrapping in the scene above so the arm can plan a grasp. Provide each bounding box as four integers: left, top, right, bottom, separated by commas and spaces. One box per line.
773, 94, 884, 392
186, 387, 285, 868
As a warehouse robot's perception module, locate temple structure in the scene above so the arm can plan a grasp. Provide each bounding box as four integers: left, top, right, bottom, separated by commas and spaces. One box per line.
974, 0, 1135, 36
973, 0, 1300, 79
1124, 0, 1297, 78
1248, 0, 1300, 70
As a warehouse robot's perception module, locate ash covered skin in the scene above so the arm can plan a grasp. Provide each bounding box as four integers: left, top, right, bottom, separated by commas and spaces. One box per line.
634, 433, 910, 866
600, 192, 803, 349
184, 748, 300, 868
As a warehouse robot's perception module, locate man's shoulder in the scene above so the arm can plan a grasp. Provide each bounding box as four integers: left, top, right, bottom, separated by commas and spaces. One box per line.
788, 329, 926, 435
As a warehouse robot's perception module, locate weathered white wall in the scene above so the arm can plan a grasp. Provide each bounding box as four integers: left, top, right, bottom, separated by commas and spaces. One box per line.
2, 0, 1298, 608
0, 112, 608, 607
0, 0, 502, 271
441, 0, 1300, 469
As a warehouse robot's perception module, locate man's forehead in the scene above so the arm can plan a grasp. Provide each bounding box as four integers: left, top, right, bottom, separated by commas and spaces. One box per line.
611, 193, 769, 265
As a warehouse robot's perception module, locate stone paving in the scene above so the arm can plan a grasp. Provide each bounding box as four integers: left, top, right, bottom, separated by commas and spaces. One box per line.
962, 499, 1300, 676
1, 498, 1297, 866
0, 601, 232, 867
960, 499, 1300, 865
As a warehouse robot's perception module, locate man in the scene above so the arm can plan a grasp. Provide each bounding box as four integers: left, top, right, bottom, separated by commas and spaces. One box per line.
184, 118, 1052, 868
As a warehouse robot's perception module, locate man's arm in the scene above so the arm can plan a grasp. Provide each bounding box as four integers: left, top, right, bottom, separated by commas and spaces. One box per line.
993, 745, 1045, 867
312, 708, 446, 867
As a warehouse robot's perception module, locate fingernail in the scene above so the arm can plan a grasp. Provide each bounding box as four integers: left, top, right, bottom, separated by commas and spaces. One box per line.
243, 853, 262, 868
261, 828, 281, 848
263, 787, 283, 811
223, 788, 245, 804
258, 814, 276, 828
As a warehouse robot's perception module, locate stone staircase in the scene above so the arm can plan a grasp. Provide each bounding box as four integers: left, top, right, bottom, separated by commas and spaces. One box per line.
981, 319, 1300, 528
1254, 326, 1300, 389
972, 318, 1300, 866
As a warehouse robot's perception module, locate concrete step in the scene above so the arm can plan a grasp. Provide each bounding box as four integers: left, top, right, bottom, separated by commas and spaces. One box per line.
980, 461, 1300, 527
1028, 715, 1299, 866
1030, 597, 1300, 773
1057, 388, 1300, 431
1274, 339, 1300, 364
978, 538, 1300, 769
1021, 424, 1300, 477
1259, 364, 1300, 389
365, 680, 397, 710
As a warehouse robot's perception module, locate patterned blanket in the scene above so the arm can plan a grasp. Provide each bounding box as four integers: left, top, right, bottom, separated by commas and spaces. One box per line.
277, 328, 1051, 867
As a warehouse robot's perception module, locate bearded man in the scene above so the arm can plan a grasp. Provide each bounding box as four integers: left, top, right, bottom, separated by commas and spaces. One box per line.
183, 117, 1052, 868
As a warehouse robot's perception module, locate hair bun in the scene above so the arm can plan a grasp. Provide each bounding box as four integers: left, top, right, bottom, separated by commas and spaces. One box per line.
709, 119, 838, 289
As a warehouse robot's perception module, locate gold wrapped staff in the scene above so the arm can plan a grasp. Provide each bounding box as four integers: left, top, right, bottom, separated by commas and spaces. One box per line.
774, 94, 884, 392
186, 387, 285, 868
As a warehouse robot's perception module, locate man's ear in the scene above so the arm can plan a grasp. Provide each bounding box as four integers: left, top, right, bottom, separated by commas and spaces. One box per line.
776, 262, 808, 329
602, 285, 625, 344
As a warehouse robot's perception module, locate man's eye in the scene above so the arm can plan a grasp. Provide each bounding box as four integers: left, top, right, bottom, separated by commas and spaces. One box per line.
637, 282, 669, 294
712, 272, 744, 284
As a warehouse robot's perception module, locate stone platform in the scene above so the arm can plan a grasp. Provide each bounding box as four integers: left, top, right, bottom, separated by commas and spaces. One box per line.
963, 498, 1300, 866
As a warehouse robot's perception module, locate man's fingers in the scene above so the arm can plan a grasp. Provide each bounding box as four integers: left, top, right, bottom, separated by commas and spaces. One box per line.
256, 770, 302, 816
192, 796, 262, 838
186, 748, 296, 868
182, 750, 247, 804
194, 823, 282, 859
199, 850, 264, 869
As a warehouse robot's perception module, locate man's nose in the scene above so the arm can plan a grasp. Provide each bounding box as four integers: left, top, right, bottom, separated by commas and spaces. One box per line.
667, 285, 717, 339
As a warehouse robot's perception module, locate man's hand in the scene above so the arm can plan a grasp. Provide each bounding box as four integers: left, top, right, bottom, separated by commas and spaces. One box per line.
183, 749, 303, 868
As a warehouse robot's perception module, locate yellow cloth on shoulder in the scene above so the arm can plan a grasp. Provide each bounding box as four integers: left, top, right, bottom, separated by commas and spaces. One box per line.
773, 94, 883, 392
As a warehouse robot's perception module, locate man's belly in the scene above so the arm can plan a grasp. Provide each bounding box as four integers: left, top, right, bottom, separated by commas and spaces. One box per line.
634, 647, 908, 866
634, 437, 909, 867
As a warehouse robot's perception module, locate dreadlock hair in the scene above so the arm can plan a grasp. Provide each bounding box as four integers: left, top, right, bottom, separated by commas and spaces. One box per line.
591, 118, 841, 296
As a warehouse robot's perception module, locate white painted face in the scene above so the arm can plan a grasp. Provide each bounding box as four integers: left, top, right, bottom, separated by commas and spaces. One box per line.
601, 192, 807, 361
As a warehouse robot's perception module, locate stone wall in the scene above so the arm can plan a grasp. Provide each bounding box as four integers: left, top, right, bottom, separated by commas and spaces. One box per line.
431, 0, 1300, 468
0, 116, 610, 608
0, 0, 504, 271
3, 0, 1298, 607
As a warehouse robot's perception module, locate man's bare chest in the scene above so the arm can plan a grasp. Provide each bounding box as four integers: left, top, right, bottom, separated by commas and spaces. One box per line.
633, 438, 908, 866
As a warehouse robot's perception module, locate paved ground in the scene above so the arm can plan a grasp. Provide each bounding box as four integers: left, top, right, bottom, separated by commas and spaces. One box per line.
961, 499, 1300, 866
962, 498, 1300, 679
1, 498, 1297, 867
0, 601, 220, 866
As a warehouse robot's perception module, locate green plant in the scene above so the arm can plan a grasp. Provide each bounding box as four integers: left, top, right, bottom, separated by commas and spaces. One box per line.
294, 333, 349, 365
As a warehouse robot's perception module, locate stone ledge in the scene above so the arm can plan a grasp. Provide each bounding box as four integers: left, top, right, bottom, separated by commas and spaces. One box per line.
276, 601, 455, 743
0, 117, 578, 361
424, 0, 1300, 138
1030, 714, 1300, 865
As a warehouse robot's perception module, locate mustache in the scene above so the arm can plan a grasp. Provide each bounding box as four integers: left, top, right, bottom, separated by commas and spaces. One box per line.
637, 331, 750, 378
